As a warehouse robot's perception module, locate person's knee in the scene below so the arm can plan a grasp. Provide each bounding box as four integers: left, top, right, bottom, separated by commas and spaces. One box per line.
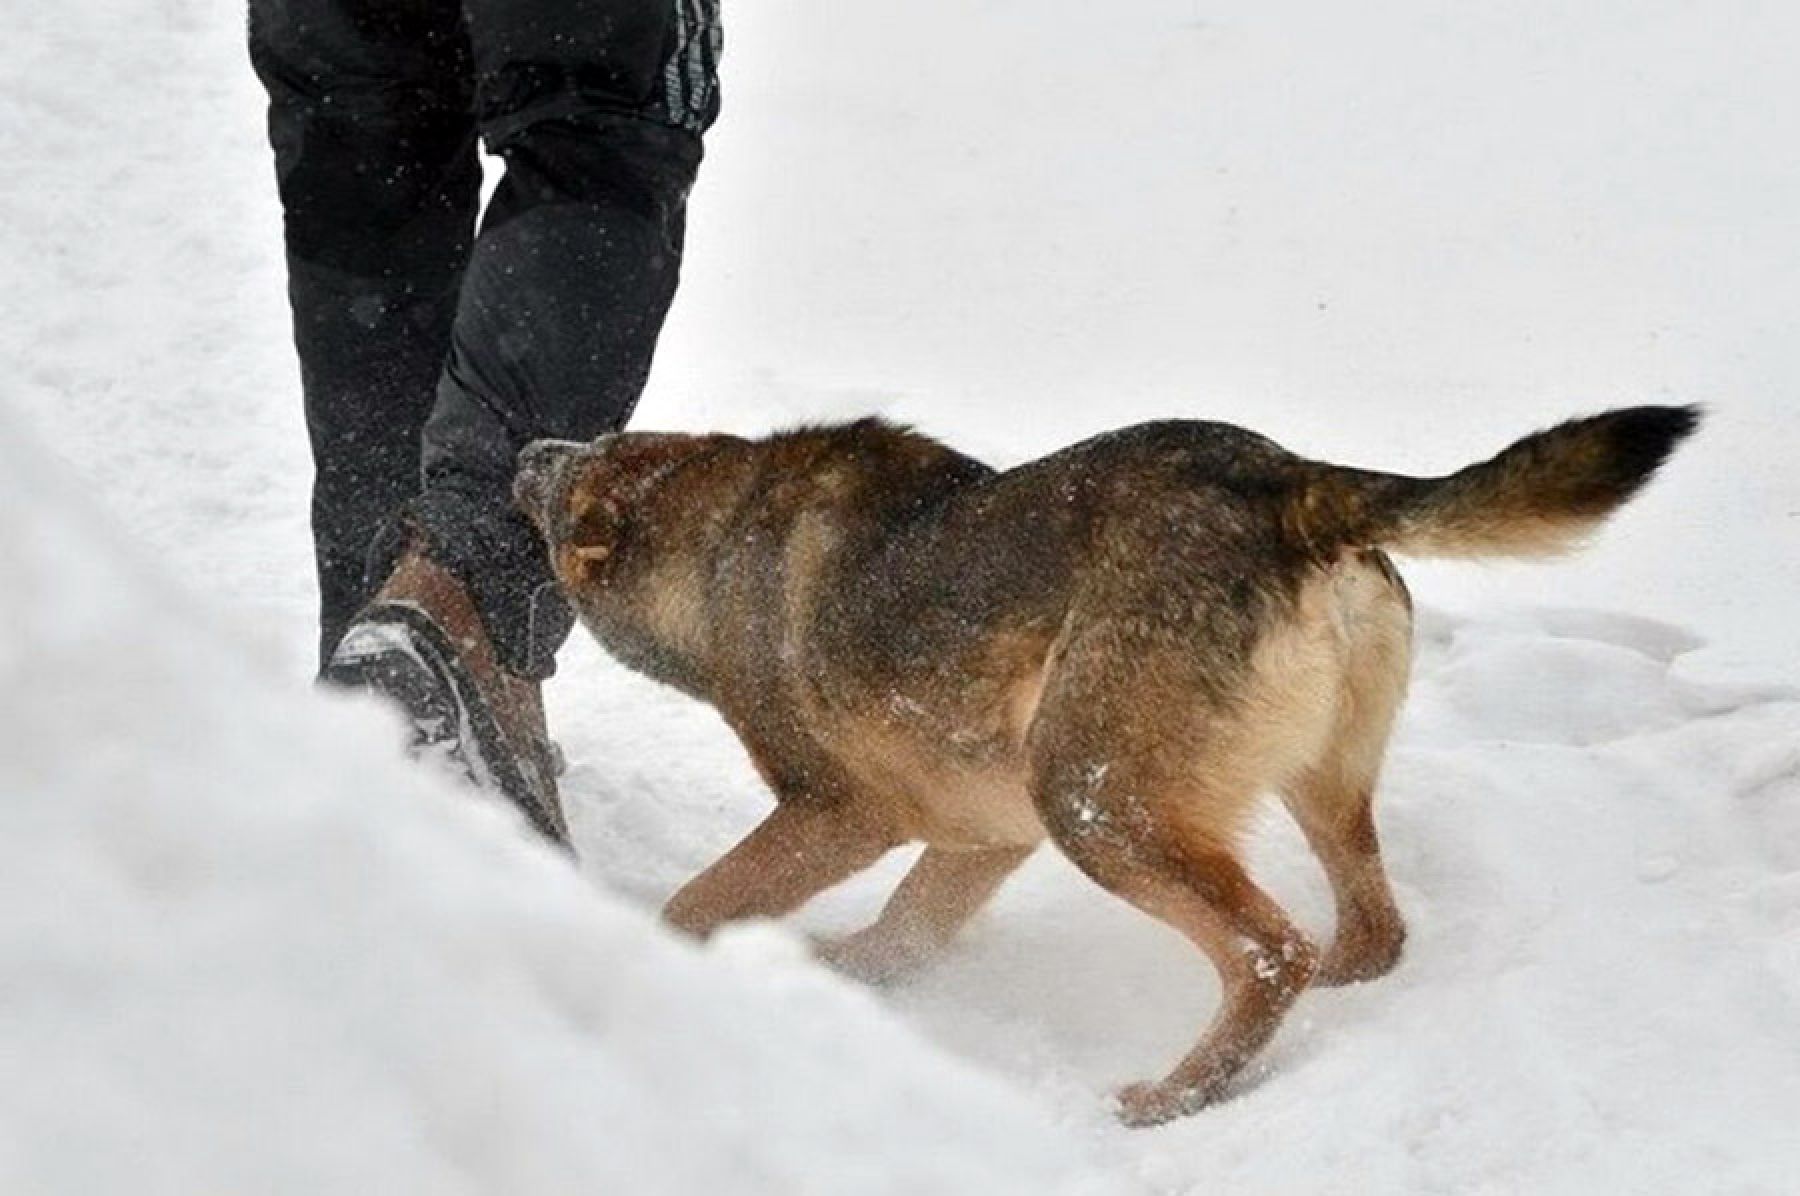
465, 0, 717, 219
463, 0, 717, 132
269, 103, 476, 270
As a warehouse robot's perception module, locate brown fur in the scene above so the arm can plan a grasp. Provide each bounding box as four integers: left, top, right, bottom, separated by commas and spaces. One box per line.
513, 405, 1698, 1126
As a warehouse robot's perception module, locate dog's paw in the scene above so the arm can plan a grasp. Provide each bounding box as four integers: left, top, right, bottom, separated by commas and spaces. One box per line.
1114, 1080, 1216, 1128
1313, 919, 1405, 987
811, 930, 923, 986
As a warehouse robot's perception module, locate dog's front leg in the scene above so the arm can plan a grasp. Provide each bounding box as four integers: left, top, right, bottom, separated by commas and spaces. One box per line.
662, 802, 894, 939
816, 844, 1036, 983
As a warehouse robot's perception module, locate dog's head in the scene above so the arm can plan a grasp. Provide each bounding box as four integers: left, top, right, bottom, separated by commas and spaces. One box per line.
515, 430, 749, 696
514, 432, 733, 592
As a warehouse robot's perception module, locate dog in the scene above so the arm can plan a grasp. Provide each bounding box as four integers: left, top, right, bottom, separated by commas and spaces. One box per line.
513, 405, 1698, 1126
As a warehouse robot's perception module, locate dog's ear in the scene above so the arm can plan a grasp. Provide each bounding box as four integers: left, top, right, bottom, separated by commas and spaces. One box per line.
558, 478, 626, 574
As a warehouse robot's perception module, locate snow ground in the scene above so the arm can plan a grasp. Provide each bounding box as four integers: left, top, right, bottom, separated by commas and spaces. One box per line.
3, 2, 1798, 1193
0, 402, 1129, 1196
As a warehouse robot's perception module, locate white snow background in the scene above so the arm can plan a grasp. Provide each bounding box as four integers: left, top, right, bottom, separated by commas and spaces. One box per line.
3, 1, 1797, 1193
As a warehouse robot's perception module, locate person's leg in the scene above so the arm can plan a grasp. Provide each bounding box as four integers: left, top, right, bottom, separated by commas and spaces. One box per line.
248, 0, 481, 670
372, 0, 722, 684
332, 1, 721, 841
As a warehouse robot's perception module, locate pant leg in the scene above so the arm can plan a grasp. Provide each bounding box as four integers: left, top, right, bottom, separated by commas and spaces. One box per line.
249, 0, 481, 670
376, 0, 721, 680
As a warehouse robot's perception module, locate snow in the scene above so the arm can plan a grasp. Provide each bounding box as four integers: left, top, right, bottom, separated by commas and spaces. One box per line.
0, 403, 1127, 1194
3, 2, 1798, 1193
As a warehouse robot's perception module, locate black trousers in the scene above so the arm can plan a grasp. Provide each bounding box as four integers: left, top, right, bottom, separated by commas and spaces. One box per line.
250, 0, 720, 678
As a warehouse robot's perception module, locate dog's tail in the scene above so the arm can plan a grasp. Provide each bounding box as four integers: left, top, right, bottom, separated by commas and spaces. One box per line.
1284, 405, 1702, 560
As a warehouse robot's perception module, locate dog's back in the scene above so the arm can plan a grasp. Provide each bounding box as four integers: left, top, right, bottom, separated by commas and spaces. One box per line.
808, 407, 1699, 713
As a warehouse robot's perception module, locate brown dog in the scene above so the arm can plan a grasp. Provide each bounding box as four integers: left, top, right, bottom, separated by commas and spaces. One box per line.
514, 406, 1698, 1126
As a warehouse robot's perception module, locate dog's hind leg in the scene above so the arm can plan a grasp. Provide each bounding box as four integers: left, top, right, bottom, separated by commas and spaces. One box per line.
1110, 851, 1315, 1126
816, 844, 1036, 983
663, 803, 894, 938
1283, 556, 1412, 985
1030, 695, 1318, 1123
1283, 771, 1406, 986
1041, 788, 1318, 1126
1023, 576, 1362, 1125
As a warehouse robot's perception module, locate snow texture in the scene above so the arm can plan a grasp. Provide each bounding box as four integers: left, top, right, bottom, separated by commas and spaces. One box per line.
0, 404, 1128, 1194
3, 2, 1798, 1193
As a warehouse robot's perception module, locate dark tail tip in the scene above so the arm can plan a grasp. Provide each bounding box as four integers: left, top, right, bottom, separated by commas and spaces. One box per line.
1600, 404, 1703, 493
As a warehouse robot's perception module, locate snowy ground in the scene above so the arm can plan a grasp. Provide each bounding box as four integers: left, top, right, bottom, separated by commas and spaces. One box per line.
3, 2, 1798, 1193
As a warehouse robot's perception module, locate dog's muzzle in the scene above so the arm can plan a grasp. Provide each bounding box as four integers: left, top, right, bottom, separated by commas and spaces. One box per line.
513, 438, 586, 521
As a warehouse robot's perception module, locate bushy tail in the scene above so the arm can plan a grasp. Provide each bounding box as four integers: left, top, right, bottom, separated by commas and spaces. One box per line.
1286, 405, 1702, 559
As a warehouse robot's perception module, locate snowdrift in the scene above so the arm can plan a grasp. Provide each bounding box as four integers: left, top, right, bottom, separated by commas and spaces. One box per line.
0, 404, 1127, 1195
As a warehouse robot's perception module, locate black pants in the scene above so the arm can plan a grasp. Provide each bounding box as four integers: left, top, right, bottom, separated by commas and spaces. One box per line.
250, 0, 720, 678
